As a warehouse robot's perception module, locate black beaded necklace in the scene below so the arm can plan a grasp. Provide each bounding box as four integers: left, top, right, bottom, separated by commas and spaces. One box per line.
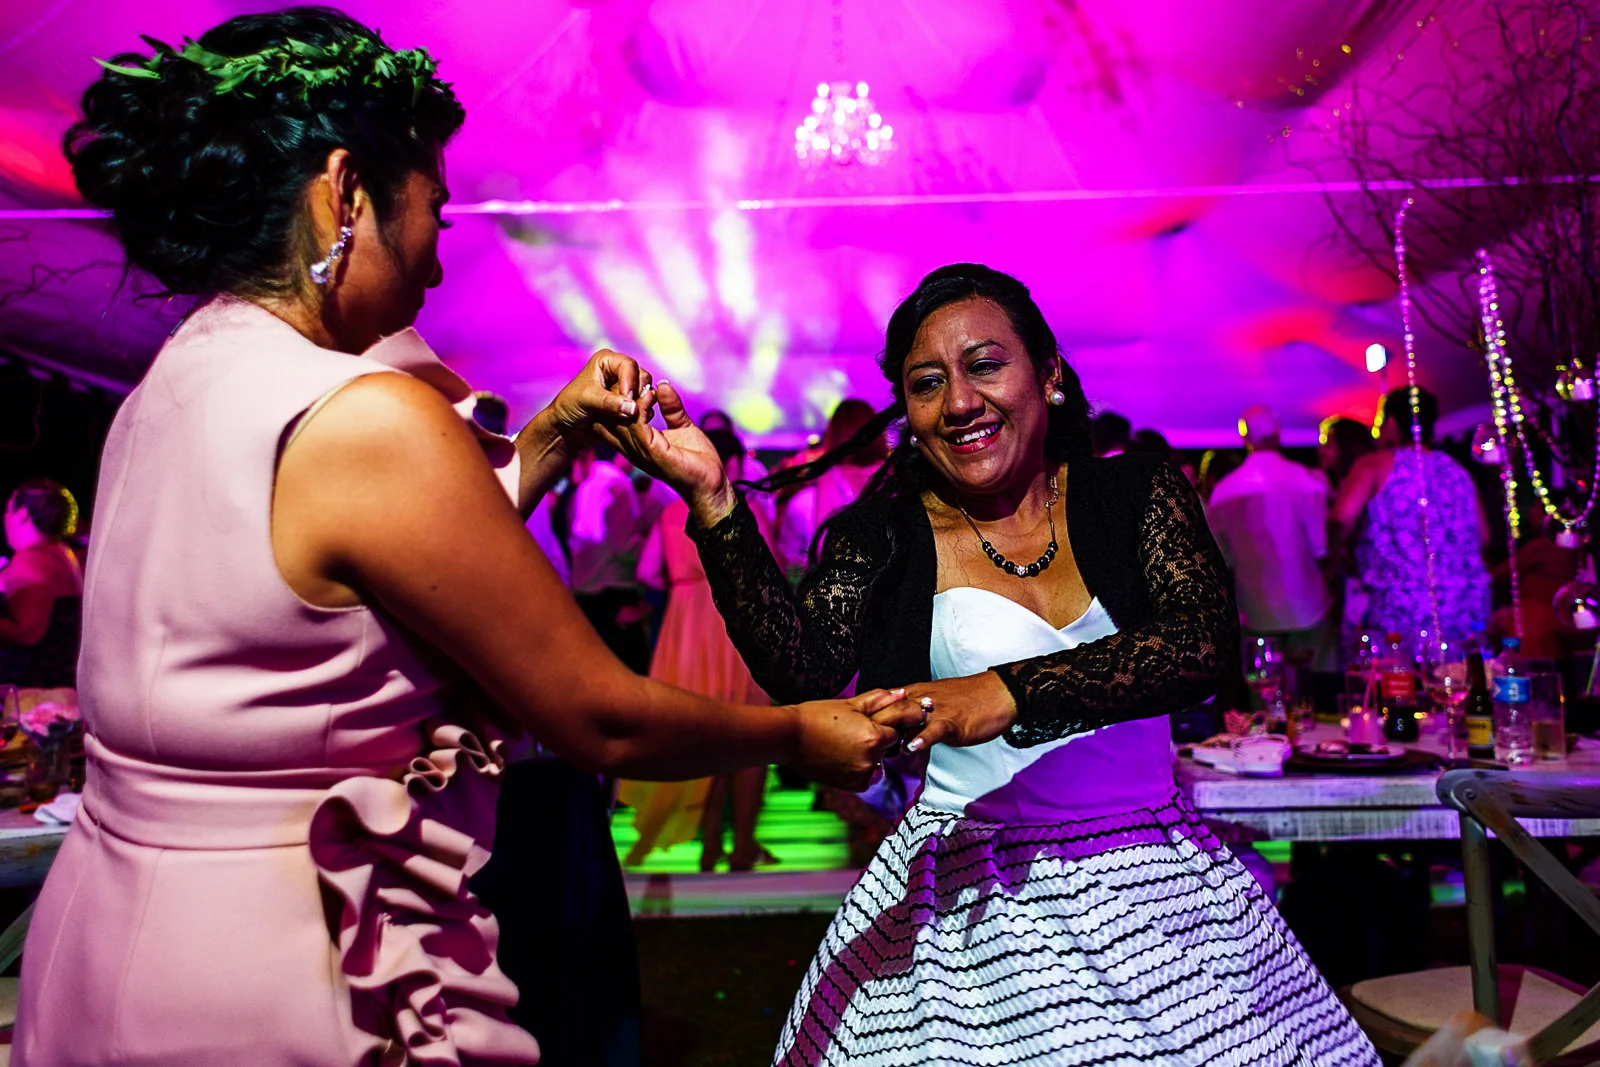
955, 473, 1059, 578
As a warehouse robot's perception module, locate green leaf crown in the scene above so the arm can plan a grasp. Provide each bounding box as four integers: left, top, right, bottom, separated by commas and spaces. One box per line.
95, 34, 449, 106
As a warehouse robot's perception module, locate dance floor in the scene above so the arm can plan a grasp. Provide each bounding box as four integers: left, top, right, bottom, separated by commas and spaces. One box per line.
610, 784, 1510, 918
613, 785, 866, 917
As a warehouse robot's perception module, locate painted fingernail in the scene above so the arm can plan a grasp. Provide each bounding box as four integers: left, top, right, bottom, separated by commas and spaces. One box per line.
906, 738, 924, 752
620, 399, 637, 417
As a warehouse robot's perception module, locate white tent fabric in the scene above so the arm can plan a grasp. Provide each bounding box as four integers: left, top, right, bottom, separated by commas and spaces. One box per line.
0, 0, 1492, 445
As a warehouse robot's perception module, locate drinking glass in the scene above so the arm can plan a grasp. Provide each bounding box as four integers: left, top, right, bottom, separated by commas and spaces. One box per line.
0, 686, 17, 747
1528, 672, 1566, 761
1422, 639, 1469, 760
1244, 636, 1283, 704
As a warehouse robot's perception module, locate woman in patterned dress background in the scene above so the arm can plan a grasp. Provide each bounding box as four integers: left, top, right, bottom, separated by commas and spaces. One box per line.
1333, 387, 1491, 645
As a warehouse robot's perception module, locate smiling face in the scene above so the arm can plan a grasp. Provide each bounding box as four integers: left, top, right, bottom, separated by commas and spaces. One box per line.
901, 297, 1059, 500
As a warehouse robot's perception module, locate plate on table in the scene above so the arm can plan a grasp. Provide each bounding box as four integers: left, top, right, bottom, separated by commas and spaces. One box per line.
1287, 742, 1440, 774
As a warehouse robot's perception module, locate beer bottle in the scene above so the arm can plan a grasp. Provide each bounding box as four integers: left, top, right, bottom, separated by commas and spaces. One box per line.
1463, 651, 1494, 760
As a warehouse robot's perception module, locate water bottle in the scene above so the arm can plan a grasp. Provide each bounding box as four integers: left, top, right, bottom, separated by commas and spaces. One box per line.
1492, 637, 1534, 763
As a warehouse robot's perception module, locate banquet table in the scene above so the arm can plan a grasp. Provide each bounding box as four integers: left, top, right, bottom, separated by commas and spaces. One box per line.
0, 808, 69, 889
1177, 724, 1600, 842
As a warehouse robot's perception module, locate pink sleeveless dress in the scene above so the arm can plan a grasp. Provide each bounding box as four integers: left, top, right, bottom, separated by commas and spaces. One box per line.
15, 298, 542, 1065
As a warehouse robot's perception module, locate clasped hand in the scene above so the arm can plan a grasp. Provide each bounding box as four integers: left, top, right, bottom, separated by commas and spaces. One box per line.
552, 348, 1021, 760
867, 673, 1019, 753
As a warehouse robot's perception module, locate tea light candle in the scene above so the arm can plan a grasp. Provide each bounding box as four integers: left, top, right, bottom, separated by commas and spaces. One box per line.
1347, 706, 1384, 746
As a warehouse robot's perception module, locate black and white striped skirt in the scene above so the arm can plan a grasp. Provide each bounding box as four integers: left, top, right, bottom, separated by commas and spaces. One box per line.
774, 792, 1379, 1066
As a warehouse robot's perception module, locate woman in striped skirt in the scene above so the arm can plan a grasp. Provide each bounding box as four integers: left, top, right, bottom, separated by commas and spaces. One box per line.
618, 263, 1379, 1066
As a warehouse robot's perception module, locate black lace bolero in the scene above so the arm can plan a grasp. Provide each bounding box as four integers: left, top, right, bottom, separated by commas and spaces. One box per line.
686, 454, 1238, 748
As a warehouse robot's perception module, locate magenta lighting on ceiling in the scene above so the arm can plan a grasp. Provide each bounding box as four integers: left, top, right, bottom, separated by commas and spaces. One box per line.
7, 173, 1594, 222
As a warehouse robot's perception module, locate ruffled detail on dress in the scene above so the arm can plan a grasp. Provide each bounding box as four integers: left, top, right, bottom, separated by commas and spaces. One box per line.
309, 718, 541, 1065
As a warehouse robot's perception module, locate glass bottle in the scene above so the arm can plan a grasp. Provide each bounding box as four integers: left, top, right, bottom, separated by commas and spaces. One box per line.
1380, 631, 1420, 742
1463, 651, 1495, 760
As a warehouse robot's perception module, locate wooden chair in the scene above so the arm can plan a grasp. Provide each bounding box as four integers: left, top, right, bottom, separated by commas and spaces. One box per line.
1341, 769, 1600, 1065
0, 900, 28, 1065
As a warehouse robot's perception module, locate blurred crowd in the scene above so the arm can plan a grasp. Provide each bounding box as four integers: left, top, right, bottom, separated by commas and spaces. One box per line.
3, 383, 1579, 870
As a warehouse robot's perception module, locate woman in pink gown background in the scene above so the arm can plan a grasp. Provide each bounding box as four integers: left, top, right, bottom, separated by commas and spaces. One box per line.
622, 428, 776, 870
16, 10, 905, 1064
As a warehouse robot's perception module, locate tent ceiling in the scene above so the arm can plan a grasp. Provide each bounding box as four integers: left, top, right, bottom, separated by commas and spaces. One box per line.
0, 0, 1496, 445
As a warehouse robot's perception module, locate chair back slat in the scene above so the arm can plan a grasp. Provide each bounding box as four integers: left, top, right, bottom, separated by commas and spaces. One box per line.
0, 901, 31, 975
1442, 775, 1600, 943
1528, 984, 1600, 1064
1439, 769, 1600, 1063
1437, 769, 1600, 820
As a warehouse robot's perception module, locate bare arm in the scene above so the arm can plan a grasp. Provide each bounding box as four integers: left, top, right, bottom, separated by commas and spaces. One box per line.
0, 559, 57, 646
273, 373, 898, 783
1331, 453, 1381, 554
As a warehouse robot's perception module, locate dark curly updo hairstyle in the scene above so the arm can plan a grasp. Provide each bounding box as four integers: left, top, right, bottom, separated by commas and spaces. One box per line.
66, 7, 465, 297
756, 263, 1091, 565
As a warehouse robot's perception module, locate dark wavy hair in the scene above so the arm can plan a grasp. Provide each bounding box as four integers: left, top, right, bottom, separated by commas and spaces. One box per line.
66, 7, 465, 297
755, 263, 1091, 565
1379, 386, 1439, 445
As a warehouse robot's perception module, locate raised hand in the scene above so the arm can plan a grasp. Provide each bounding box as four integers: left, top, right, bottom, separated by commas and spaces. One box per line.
608, 381, 738, 527
513, 348, 662, 512
542, 348, 657, 445
790, 688, 904, 790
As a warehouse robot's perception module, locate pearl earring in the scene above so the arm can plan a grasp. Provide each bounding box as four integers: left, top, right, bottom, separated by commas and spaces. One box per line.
909, 434, 920, 447
1047, 388, 1067, 407
310, 225, 353, 286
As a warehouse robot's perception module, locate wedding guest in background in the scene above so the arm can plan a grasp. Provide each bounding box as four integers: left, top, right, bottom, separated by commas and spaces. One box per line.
1490, 518, 1580, 659
1197, 447, 1245, 502
1334, 387, 1491, 643
623, 427, 777, 870
1316, 415, 1376, 648
1090, 409, 1130, 457
1319, 415, 1375, 491
0, 479, 83, 687
701, 407, 771, 483
774, 398, 889, 577
1206, 406, 1333, 668
559, 443, 650, 672
1126, 427, 1172, 460
472, 389, 510, 435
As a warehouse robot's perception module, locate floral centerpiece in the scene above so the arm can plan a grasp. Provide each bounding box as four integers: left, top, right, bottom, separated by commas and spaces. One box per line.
20, 700, 79, 744
18, 699, 79, 800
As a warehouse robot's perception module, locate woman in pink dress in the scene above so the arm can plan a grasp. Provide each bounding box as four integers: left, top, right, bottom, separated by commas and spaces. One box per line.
623, 428, 776, 870
17, 11, 904, 1065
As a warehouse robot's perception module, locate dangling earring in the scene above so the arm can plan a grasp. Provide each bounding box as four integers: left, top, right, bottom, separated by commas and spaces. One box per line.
1047, 388, 1067, 407
310, 225, 353, 286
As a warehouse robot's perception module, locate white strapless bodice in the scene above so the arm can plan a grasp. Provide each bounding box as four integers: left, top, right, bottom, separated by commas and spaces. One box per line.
920, 587, 1175, 822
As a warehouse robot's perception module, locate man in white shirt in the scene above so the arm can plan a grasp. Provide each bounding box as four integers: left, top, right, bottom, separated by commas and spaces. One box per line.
1206, 406, 1333, 664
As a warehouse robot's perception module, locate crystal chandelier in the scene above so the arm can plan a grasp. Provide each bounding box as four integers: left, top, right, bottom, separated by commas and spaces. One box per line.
794, 81, 894, 167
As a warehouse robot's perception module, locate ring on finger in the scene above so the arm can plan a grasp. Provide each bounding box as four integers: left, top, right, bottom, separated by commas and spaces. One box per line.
919, 696, 934, 722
